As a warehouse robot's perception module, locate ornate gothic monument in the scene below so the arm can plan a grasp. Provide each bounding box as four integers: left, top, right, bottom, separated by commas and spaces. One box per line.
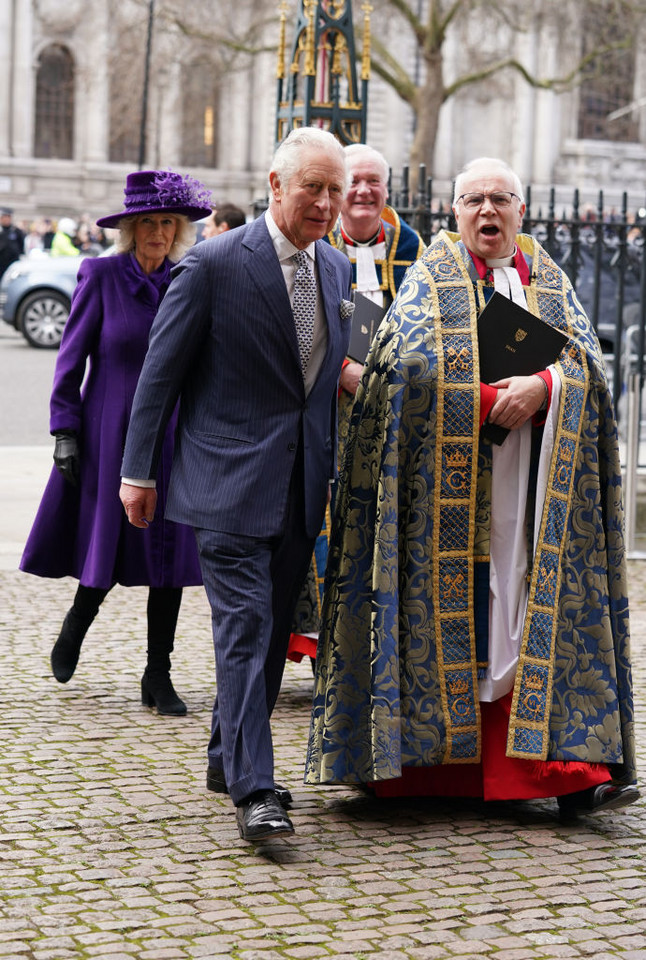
275, 0, 372, 146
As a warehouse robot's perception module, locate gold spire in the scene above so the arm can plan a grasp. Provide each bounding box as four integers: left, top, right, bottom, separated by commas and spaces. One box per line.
277, 0, 288, 80
304, 0, 316, 76
361, 1, 372, 81
275, 0, 368, 147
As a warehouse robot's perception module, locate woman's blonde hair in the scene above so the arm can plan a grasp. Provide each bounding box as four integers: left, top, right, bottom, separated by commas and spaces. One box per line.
114, 213, 196, 262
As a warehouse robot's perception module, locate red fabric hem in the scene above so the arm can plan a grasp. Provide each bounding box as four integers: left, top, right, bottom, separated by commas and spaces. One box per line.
368, 693, 611, 800
287, 633, 317, 663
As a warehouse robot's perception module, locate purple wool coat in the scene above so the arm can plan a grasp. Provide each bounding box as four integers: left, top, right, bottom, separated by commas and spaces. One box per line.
20, 252, 202, 589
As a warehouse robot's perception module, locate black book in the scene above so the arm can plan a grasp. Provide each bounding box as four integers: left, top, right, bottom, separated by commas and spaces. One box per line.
478, 291, 569, 445
347, 292, 386, 364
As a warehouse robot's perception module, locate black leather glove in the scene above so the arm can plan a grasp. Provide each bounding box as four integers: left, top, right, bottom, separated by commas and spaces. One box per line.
53, 431, 80, 487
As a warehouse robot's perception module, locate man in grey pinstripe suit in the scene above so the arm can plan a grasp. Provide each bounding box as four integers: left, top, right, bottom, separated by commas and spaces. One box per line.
119, 127, 354, 842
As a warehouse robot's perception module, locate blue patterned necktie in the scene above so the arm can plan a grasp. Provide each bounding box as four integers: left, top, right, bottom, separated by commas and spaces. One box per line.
291, 250, 317, 374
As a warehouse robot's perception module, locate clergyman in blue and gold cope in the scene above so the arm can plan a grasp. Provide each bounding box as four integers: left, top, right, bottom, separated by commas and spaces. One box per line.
305, 157, 637, 817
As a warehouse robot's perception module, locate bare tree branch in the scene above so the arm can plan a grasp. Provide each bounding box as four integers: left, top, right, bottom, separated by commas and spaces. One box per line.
369, 36, 417, 102
443, 40, 634, 100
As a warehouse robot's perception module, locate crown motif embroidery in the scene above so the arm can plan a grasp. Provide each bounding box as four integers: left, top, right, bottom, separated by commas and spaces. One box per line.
525, 673, 543, 691
559, 442, 574, 463
446, 448, 468, 468
448, 676, 470, 696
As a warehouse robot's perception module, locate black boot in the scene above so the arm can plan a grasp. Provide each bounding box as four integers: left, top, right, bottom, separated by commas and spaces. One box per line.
141, 668, 187, 716
50, 586, 107, 684
50, 608, 95, 683
142, 587, 186, 716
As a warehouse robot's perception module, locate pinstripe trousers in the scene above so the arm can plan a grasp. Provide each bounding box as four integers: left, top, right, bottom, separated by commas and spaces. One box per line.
195, 446, 316, 805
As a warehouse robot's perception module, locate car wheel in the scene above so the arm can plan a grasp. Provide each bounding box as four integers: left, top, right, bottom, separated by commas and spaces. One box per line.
17, 290, 70, 349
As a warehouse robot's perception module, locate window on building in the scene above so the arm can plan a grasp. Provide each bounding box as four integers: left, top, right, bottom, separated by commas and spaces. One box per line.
181, 62, 219, 167
34, 45, 75, 159
577, 5, 637, 142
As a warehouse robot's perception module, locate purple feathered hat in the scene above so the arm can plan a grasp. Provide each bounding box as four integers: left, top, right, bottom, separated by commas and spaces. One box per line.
96, 169, 213, 228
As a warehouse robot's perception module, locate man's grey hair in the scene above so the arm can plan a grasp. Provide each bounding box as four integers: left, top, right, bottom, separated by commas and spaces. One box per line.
344, 143, 390, 185
270, 127, 349, 192
453, 157, 525, 205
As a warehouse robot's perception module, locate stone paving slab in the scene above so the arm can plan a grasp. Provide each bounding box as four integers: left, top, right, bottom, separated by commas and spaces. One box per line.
1, 561, 645, 959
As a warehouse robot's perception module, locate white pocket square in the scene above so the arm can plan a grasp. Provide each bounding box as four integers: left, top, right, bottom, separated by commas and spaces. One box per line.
340, 299, 355, 320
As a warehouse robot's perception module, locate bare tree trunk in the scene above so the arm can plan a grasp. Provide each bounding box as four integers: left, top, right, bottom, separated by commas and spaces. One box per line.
409, 52, 444, 174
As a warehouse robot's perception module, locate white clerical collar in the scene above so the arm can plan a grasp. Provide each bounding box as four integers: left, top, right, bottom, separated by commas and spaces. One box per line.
339, 217, 383, 247
485, 254, 515, 268
484, 248, 526, 306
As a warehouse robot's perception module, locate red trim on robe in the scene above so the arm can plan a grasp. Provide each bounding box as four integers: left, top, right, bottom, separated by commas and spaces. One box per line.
287, 633, 317, 663
369, 692, 610, 800
532, 369, 553, 426
340, 222, 386, 247
480, 383, 498, 426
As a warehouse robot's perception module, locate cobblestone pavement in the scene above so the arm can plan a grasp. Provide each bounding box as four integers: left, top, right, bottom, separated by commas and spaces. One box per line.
1, 560, 645, 960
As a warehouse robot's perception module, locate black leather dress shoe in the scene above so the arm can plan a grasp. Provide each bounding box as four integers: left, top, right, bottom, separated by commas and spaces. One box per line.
236, 789, 295, 842
206, 767, 293, 807
558, 782, 640, 820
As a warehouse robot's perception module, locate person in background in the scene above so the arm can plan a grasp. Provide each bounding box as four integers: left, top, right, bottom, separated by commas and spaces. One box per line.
328, 143, 425, 400
118, 127, 353, 842
78, 212, 110, 251
41, 218, 55, 250
20, 170, 212, 716
306, 156, 638, 821
75, 223, 104, 256
202, 202, 246, 239
24, 221, 45, 255
288, 143, 424, 664
0, 207, 25, 278
50, 217, 81, 257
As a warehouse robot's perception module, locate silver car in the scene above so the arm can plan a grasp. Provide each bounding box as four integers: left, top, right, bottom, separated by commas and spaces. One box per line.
0, 251, 101, 349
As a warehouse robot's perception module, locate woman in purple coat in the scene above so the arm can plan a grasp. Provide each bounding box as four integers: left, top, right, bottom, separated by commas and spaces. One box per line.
20, 170, 212, 715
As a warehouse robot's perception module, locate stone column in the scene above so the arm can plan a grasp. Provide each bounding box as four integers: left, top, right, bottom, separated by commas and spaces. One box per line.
510, 17, 538, 189
634, 23, 646, 145
77, 0, 109, 163
0, 0, 13, 156
531, 19, 563, 187
7, 0, 34, 159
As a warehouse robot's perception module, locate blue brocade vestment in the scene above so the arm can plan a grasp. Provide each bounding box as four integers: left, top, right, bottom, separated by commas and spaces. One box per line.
305, 231, 635, 787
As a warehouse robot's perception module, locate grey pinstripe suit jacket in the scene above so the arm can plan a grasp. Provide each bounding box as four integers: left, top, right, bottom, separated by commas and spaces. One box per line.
121, 214, 353, 539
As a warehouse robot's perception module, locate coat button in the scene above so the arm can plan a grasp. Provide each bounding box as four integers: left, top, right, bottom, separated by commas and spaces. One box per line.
288, 442, 296, 451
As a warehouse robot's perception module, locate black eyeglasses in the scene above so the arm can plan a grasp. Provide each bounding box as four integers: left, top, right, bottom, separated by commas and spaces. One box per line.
457, 192, 521, 210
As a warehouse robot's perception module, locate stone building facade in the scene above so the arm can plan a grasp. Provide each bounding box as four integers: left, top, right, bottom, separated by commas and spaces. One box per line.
2, 0, 646, 226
